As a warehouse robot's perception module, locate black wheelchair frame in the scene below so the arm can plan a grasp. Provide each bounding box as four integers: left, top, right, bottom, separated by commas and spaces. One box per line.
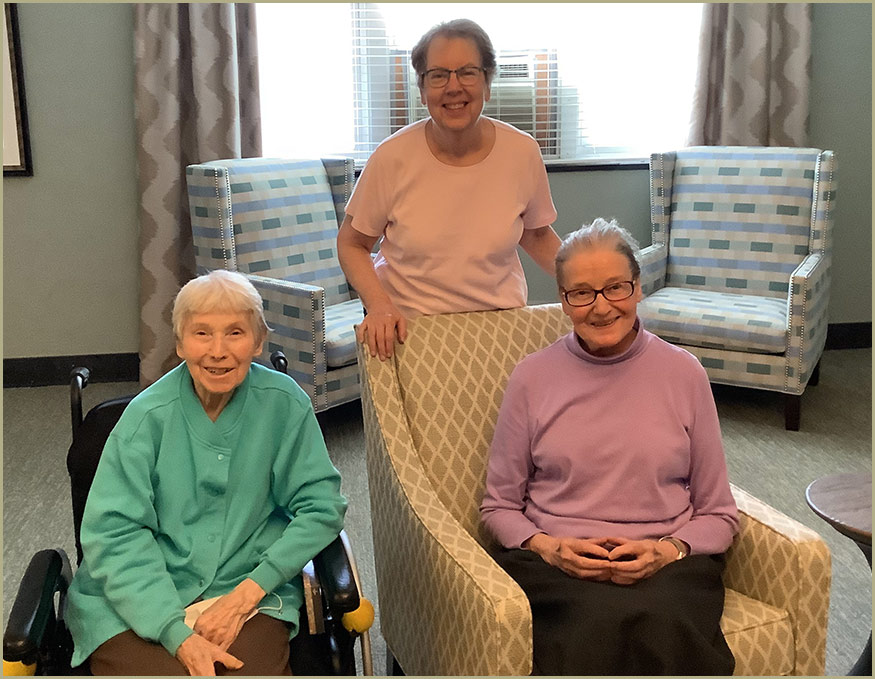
3, 352, 373, 675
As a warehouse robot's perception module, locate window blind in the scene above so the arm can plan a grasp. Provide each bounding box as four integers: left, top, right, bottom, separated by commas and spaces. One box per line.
257, 3, 704, 164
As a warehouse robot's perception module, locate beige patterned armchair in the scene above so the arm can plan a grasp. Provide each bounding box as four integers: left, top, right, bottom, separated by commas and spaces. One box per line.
359, 304, 831, 676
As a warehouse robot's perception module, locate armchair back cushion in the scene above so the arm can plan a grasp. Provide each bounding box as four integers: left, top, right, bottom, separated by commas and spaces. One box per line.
657, 147, 824, 298
186, 157, 352, 307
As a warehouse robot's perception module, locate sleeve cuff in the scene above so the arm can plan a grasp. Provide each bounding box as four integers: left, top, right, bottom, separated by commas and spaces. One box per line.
159, 618, 194, 657
485, 516, 543, 550
250, 560, 286, 595
673, 520, 735, 556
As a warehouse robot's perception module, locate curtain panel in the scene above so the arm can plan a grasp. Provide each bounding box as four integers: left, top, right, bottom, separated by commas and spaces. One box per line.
134, 3, 261, 386
688, 3, 811, 146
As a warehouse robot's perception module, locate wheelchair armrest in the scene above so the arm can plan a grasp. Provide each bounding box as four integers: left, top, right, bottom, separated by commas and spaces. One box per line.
3, 549, 72, 664
312, 530, 360, 614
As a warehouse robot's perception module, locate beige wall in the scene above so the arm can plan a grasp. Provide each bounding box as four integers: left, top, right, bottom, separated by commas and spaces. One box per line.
3, 3, 871, 359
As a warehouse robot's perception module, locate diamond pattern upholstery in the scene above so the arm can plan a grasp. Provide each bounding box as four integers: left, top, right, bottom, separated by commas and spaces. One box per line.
359, 304, 831, 676
185, 157, 361, 412
638, 147, 837, 430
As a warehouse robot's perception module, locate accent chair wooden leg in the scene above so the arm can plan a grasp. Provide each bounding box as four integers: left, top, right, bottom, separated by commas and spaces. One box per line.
809, 359, 821, 386
785, 394, 801, 431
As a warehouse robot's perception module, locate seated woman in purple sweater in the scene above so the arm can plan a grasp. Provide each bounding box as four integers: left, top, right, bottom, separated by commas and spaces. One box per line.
480, 218, 739, 675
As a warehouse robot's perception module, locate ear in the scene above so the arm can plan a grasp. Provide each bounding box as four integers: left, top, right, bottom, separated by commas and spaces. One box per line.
419, 85, 427, 106
175, 341, 184, 359
484, 80, 492, 103
558, 290, 574, 318
633, 278, 644, 303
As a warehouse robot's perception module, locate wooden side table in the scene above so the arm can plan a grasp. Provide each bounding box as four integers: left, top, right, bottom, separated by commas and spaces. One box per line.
806, 472, 872, 676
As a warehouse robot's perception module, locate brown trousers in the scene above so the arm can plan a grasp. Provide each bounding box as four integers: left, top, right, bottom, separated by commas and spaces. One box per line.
88, 613, 292, 676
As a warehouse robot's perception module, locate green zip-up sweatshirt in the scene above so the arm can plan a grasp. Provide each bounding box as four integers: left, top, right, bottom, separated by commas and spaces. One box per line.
66, 362, 347, 666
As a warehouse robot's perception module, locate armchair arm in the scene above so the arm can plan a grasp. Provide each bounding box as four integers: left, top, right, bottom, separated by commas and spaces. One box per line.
787, 253, 830, 390
649, 151, 675, 244
638, 243, 668, 297
4, 549, 72, 668
725, 484, 830, 676
358, 344, 532, 677
321, 157, 355, 229
245, 274, 330, 410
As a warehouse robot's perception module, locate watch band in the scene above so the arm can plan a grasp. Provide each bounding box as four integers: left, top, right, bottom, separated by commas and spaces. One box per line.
658, 536, 688, 560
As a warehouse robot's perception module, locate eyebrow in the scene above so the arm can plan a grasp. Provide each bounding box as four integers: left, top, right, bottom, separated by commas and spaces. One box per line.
427, 62, 481, 70
566, 275, 630, 289
188, 321, 247, 331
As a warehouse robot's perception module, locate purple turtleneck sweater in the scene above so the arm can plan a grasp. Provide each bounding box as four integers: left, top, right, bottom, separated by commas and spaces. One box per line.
480, 322, 739, 555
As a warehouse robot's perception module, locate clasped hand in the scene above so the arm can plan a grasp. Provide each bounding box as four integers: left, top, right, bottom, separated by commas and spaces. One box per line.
175, 579, 266, 676
526, 534, 677, 584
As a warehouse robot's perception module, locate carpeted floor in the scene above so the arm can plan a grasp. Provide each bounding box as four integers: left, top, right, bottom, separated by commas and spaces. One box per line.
3, 347, 871, 675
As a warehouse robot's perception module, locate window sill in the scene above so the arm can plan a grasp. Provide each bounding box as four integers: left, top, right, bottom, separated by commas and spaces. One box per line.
353, 156, 648, 176
544, 158, 648, 173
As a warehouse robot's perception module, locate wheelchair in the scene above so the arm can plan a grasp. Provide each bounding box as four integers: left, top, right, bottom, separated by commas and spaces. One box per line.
3, 352, 374, 676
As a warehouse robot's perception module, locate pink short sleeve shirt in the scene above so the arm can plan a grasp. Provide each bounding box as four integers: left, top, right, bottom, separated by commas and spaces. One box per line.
346, 118, 558, 317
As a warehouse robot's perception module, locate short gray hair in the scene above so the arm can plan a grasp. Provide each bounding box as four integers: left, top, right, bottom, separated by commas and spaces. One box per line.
555, 218, 641, 289
411, 18, 497, 87
172, 270, 269, 343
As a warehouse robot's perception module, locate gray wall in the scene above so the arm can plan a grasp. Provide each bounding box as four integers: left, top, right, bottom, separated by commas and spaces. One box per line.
3, 4, 871, 359
3, 4, 139, 358
808, 2, 872, 324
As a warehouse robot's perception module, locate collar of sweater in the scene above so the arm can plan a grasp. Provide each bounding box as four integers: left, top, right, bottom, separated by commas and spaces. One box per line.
563, 317, 649, 365
178, 362, 251, 443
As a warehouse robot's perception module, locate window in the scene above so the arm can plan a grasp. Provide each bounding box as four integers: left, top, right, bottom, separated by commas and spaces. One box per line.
257, 3, 703, 165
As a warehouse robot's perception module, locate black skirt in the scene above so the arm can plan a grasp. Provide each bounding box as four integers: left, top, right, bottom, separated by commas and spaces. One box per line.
490, 547, 735, 676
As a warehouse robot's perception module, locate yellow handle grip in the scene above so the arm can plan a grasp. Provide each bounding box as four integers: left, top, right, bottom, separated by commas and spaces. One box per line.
3, 659, 37, 676
341, 597, 375, 634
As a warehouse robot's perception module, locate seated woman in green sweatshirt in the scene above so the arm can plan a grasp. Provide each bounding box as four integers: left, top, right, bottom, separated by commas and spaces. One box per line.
66, 269, 347, 676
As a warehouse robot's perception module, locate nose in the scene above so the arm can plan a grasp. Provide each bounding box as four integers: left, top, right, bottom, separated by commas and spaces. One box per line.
208, 334, 227, 357
591, 291, 612, 311
445, 71, 463, 90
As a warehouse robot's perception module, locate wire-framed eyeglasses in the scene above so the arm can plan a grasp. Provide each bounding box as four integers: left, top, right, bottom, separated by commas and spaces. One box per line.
562, 281, 636, 307
422, 66, 485, 88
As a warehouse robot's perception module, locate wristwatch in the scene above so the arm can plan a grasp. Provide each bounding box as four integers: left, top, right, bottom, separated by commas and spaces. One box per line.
658, 536, 689, 560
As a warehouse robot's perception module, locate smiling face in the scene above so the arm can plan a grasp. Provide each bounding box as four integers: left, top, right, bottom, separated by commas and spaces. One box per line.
559, 247, 642, 357
419, 35, 490, 135
176, 311, 263, 414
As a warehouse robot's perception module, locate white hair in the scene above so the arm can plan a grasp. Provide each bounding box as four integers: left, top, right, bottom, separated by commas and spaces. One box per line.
555, 218, 641, 289
172, 270, 269, 343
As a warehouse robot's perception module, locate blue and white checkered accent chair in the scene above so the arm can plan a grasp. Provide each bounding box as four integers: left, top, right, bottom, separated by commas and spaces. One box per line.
637, 147, 837, 430
185, 157, 362, 412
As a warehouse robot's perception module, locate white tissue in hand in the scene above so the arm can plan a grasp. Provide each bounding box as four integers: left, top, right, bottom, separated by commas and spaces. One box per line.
183, 596, 257, 629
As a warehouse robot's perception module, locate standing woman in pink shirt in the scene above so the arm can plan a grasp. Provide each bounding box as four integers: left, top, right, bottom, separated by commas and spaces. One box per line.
337, 19, 561, 361
480, 219, 739, 675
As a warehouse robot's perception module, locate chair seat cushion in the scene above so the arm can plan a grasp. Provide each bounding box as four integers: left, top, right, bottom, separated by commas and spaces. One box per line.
638, 287, 788, 354
721, 588, 794, 676
325, 299, 364, 368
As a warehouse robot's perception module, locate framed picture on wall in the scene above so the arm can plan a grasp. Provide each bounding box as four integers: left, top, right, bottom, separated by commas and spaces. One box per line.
4, 3, 32, 176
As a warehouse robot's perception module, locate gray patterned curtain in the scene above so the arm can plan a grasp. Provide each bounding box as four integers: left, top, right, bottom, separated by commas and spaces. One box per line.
687, 3, 811, 146
134, 3, 261, 386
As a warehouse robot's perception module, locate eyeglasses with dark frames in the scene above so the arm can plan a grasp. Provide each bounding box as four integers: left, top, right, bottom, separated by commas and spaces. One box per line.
422, 66, 485, 88
562, 281, 636, 307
